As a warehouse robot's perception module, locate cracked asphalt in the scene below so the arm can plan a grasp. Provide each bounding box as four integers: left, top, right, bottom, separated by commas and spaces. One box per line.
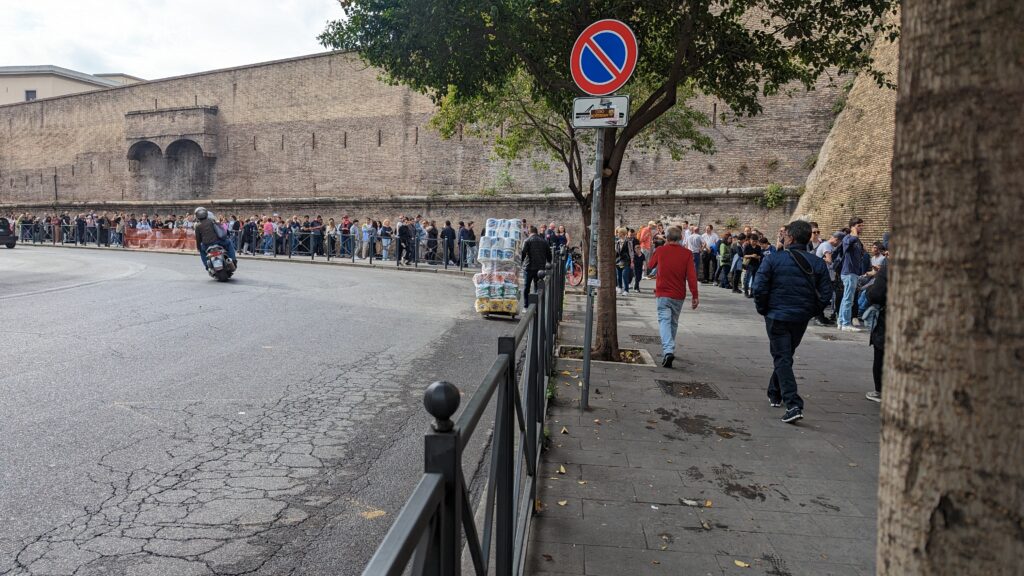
1, 247, 510, 575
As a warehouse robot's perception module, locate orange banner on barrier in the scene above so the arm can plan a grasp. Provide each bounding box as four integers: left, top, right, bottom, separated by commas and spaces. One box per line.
124, 228, 197, 250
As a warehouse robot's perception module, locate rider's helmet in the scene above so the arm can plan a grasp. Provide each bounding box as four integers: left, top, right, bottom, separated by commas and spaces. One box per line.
194, 207, 208, 220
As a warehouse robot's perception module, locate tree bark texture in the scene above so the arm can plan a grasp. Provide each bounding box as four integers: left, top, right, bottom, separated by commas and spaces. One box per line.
594, 128, 620, 361
879, 2, 1023, 574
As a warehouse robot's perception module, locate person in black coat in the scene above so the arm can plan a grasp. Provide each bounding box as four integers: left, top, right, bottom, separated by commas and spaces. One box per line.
397, 218, 414, 265
752, 220, 833, 424
520, 226, 552, 300
440, 221, 457, 264
865, 262, 888, 403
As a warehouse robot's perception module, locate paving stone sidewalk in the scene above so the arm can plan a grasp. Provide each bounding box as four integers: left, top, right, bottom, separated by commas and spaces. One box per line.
527, 285, 879, 576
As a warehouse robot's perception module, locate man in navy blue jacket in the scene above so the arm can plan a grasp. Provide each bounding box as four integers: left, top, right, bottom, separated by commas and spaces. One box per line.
753, 220, 833, 423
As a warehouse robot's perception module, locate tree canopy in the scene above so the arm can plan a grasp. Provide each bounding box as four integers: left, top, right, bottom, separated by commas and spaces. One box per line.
321, 0, 899, 359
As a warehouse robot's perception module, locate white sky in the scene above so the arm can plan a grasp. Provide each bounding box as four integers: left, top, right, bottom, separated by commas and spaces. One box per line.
0, 0, 343, 80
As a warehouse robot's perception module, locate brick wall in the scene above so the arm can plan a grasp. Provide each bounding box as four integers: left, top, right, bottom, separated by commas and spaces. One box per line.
792, 22, 899, 244
0, 51, 841, 206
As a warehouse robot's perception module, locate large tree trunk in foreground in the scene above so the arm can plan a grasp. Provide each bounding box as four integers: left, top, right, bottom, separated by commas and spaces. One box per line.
878, 1, 1023, 574
594, 128, 620, 361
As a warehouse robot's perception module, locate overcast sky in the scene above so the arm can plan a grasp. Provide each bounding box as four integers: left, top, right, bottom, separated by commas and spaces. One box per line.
0, 0, 343, 80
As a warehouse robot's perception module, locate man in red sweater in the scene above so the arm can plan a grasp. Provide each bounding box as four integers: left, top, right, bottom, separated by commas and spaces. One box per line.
645, 226, 699, 367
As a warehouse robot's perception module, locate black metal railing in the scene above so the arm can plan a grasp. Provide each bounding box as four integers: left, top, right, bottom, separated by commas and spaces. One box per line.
362, 248, 565, 576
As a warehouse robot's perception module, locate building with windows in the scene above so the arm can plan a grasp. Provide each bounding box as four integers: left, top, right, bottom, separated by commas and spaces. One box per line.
0, 65, 142, 105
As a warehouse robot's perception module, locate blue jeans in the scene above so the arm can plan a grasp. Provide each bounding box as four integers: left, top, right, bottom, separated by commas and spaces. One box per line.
692, 251, 701, 278
616, 266, 633, 292
839, 274, 859, 326
656, 297, 684, 357
199, 239, 237, 267
261, 234, 273, 254
381, 238, 392, 260
765, 317, 807, 410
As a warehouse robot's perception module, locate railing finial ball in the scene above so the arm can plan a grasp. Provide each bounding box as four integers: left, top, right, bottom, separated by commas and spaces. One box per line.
424, 381, 460, 432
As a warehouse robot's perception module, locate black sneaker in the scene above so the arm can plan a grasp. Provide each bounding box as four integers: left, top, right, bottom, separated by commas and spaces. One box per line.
662, 353, 675, 368
781, 408, 804, 423
769, 400, 782, 408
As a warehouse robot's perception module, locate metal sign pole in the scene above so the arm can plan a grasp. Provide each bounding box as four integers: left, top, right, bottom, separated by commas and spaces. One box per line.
581, 127, 603, 412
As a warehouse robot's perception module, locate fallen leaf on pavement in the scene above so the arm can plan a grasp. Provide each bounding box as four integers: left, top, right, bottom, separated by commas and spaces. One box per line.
560, 426, 569, 434
542, 554, 553, 561
652, 560, 660, 565
679, 499, 700, 507
701, 520, 711, 530
558, 465, 566, 474
650, 505, 659, 510
704, 500, 713, 508
577, 480, 587, 485
560, 371, 571, 376
359, 510, 386, 520
557, 500, 568, 506
593, 419, 602, 425
534, 500, 543, 513
734, 560, 750, 568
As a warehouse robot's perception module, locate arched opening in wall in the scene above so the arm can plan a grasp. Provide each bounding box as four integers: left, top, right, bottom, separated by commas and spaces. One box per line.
165, 139, 212, 200
127, 141, 164, 201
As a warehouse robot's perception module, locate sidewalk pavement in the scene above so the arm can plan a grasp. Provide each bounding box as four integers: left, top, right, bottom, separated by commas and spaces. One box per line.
527, 284, 878, 576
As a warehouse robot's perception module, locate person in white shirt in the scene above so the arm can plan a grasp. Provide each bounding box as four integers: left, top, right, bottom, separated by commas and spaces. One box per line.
685, 227, 704, 278
700, 224, 720, 283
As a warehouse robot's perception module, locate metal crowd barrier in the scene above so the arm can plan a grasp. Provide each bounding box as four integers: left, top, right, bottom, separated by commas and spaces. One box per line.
361, 248, 566, 576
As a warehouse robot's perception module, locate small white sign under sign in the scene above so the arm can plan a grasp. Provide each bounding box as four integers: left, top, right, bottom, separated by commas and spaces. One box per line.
573, 96, 629, 128
587, 277, 601, 287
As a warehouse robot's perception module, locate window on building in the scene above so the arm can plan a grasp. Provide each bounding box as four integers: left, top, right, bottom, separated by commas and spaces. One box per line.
25, 90, 37, 101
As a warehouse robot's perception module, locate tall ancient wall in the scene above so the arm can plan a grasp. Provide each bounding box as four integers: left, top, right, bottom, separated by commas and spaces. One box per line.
0, 51, 842, 210
792, 26, 899, 243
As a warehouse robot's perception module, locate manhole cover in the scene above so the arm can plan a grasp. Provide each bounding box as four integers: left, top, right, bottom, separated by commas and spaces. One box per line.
656, 380, 725, 400
631, 334, 660, 344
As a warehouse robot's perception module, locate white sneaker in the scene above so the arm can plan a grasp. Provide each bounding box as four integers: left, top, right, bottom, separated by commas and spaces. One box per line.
841, 325, 865, 333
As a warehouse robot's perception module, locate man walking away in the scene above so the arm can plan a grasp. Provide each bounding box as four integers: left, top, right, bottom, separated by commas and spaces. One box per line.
520, 226, 551, 299
838, 217, 867, 331
752, 220, 832, 423
646, 226, 699, 368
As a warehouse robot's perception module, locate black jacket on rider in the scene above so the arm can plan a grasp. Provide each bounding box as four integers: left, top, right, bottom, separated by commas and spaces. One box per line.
194, 218, 222, 250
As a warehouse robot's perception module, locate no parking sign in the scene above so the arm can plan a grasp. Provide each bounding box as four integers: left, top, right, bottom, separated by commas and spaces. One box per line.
570, 19, 638, 96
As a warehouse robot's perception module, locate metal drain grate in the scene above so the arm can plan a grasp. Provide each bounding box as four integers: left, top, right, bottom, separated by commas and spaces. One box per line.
656, 380, 725, 400
631, 334, 661, 344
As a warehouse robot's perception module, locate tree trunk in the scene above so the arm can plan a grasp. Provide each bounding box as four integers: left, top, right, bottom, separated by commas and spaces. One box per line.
577, 198, 592, 278
593, 128, 620, 361
878, 2, 1023, 574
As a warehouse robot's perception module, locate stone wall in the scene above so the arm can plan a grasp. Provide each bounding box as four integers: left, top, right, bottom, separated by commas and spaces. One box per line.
1, 51, 841, 207
792, 23, 899, 243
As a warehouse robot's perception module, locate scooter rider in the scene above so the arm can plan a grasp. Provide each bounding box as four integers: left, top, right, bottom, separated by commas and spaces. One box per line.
193, 207, 237, 268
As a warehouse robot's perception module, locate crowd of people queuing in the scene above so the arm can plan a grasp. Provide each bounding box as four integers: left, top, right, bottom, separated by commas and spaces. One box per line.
616, 218, 887, 335
6, 210, 575, 268
638, 216, 889, 424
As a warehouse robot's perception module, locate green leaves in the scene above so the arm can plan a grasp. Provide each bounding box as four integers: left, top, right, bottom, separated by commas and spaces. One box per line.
319, 0, 898, 191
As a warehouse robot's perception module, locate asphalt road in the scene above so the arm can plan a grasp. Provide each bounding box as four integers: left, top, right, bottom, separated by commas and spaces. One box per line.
0, 246, 510, 576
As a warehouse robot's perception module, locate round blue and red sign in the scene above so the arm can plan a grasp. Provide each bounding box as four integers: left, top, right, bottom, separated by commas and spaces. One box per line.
570, 19, 638, 96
